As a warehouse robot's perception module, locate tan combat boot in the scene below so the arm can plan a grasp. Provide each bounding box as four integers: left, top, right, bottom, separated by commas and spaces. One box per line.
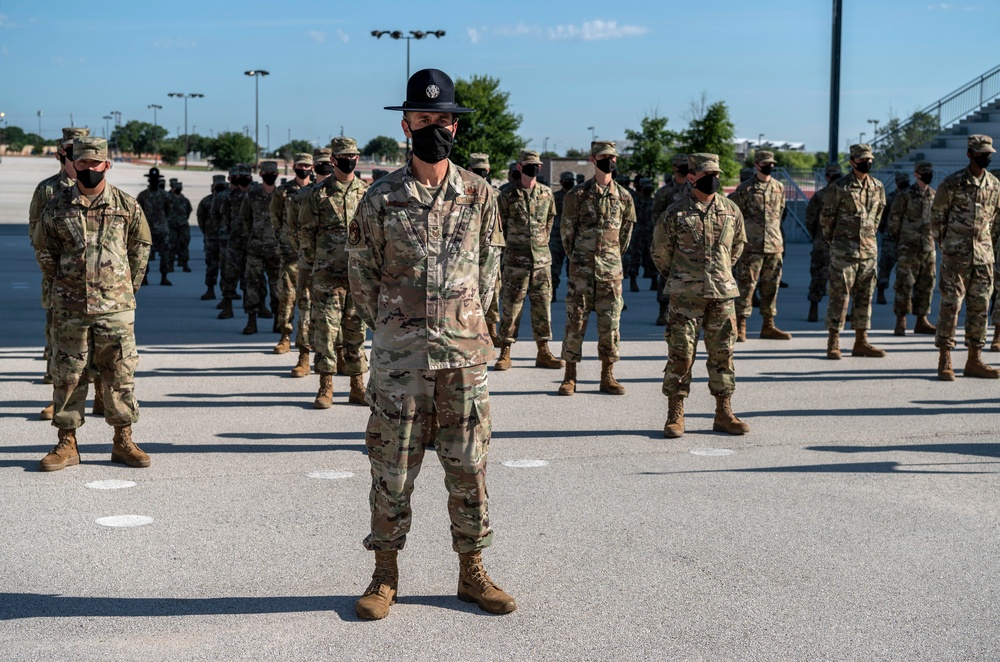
736, 316, 747, 342
534, 341, 564, 369
991, 327, 1000, 352
348, 374, 366, 405
314, 373, 334, 409
827, 329, 841, 360
39, 402, 55, 420
937, 347, 955, 381
336, 346, 347, 375
852, 329, 886, 357
712, 394, 750, 435
92, 376, 105, 417
242, 313, 258, 335
39, 428, 80, 472
894, 315, 906, 336
494, 344, 512, 371
111, 425, 151, 468
964, 347, 1000, 379
290, 350, 311, 378
914, 315, 936, 335
488, 324, 501, 348
273, 333, 291, 354
557, 362, 577, 396
663, 395, 684, 438
457, 551, 517, 615
599, 359, 626, 395
355, 551, 398, 620
760, 315, 792, 340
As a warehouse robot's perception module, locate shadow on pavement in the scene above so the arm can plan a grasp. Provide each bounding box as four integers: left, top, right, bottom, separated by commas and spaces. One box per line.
807, 442, 1000, 458
641, 461, 995, 475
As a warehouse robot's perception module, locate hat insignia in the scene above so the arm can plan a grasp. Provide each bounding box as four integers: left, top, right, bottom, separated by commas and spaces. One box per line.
426, 85, 440, 99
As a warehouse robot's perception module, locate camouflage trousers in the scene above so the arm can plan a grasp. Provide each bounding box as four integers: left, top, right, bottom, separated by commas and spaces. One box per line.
310, 279, 367, 375
893, 249, 936, 317
734, 252, 782, 318
561, 277, 622, 363
276, 254, 298, 336
170, 218, 190, 267
808, 237, 831, 303
221, 238, 246, 300
626, 225, 656, 279
662, 293, 737, 398
49, 309, 139, 430
204, 237, 221, 287
549, 222, 566, 289
295, 262, 313, 351
486, 271, 501, 327
151, 223, 172, 274
363, 364, 492, 554
877, 234, 898, 291
499, 265, 553, 344
217, 238, 229, 287
826, 255, 877, 332
243, 250, 281, 315
935, 260, 993, 349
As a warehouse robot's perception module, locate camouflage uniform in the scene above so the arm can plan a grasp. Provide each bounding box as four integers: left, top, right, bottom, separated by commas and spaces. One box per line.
136, 172, 172, 276
550, 172, 575, 290
287, 148, 332, 352
805, 167, 841, 305
219, 165, 253, 301
348, 158, 503, 553
652, 161, 691, 308
876, 173, 910, 297
240, 163, 281, 317
212, 169, 237, 289
197, 175, 226, 291
626, 179, 656, 280
560, 143, 636, 364
167, 183, 193, 269
931, 149, 1000, 350
497, 155, 556, 345
889, 169, 936, 318
271, 153, 312, 339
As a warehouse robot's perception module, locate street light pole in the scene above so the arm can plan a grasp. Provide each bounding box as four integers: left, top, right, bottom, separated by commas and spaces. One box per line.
266, 124, 270, 156
587, 126, 595, 142
244, 70, 269, 167
102, 115, 112, 141
109, 110, 122, 158
148, 104, 162, 165
371, 30, 445, 152
168, 92, 204, 170
0, 112, 5, 164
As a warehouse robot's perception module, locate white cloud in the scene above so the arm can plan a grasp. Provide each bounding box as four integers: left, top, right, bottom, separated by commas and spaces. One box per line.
335, 29, 349, 43
549, 20, 648, 41
308, 30, 325, 44
927, 3, 981, 9
0, 13, 16, 28
495, 21, 542, 38
467, 27, 481, 44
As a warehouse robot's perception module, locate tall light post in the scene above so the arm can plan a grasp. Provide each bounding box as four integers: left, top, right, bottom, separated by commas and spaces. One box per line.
371, 30, 445, 151
102, 115, 112, 140
244, 70, 269, 167
859, 131, 865, 145
110, 110, 122, 158
867, 118, 880, 141
37, 110, 42, 138
0, 112, 6, 164
266, 124, 270, 156
148, 104, 162, 165
758, 133, 765, 147
587, 126, 595, 142
168, 92, 204, 170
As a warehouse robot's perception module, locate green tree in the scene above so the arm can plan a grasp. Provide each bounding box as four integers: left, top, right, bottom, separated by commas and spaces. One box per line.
745, 149, 820, 171
159, 139, 184, 166
274, 139, 313, 160
678, 97, 739, 184
872, 111, 940, 166
452, 74, 525, 169
565, 147, 586, 158
619, 115, 678, 179
2, 125, 27, 151
110, 120, 154, 155
540, 150, 558, 159
363, 135, 401, 163
205, 131, 256, 170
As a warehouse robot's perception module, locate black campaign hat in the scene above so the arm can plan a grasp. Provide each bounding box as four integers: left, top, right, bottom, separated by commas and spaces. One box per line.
145, 167, 161, 179
383, 68, 475, 114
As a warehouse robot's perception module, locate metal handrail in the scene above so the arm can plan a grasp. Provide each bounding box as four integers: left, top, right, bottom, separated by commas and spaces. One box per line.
773, 167, 811, 239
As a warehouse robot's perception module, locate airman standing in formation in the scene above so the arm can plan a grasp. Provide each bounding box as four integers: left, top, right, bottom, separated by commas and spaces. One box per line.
652, 154, 691, 326
627, 177, 657, 293
470, 153, 502, 347
136, 166, 173, 285
558, 140, 635, 396
239, 160, 280, 335
888, 161, 937, 336
197, 174, 227, 300
167, 178, 193, 272
652, 153, 750, 438
217, 164, 253, 320
550, 170, 575, 293
931, 134, 1000, 380
805, 164, 842, 322
211, 168, 237, 305
876, 172, 910, 304
270, 152, 313, 354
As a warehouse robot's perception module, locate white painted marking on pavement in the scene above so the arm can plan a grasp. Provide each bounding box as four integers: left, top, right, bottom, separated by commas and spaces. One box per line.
307, 470, 354, 479
690, 448, 736, 457
95, 515, 153, 527
86, 480, 137, 490
502, 459, 550, 468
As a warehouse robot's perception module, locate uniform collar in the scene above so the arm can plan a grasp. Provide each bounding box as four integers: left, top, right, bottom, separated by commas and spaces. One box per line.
401, 159, 464, 206
70, 183, 114, 209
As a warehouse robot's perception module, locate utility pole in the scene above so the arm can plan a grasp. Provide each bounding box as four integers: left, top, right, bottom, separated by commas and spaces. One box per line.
828, 0, 843, 165
168, 92, 204, 170
148, 104, 162, 165
244, 70, 269, 167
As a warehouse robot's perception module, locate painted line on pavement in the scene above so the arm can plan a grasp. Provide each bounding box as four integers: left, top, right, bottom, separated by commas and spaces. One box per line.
501, 459, 549, 468
307, 470, 354, 479
95, 515, 153, 527
86, 479, 137, 490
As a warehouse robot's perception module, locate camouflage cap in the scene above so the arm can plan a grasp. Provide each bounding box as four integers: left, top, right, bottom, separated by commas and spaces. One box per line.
559, 171, 576, 182
330, 136, 360, 156
640, 177, 653, 188
228, 167, 238, 177
73, 136, 108, 162
591, 140, 617, 158
62, 126, 90, 145
688, 152, 722, 174
824, 164, 843, 177
235, 163, 252, 176
469, 152, 490, 169
313, 147, 332, 164
755, 150, 777, 165
968, 134, 995, 154
914, 161, 933, 174
293, 152, 313, 166
849, 143, 874, 160
519, 149, 542, 165
672, 153, 688, 166
169, 178, 179, 185
212, 174, 227, 184
894, 172, 910, 186
259, 160, 279, 173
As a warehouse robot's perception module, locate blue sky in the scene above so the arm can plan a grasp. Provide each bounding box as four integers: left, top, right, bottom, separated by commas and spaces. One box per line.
1, 0, 996, 158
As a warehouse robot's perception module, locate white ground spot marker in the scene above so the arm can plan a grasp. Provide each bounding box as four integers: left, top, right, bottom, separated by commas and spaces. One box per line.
690, 448, 736, 457
86, 479, 137, 490
95, 515, 153, 528
502, 459, 550, 468
307, 470, 354, 480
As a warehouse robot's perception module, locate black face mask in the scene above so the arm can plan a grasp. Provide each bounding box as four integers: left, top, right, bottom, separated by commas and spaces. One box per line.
676, 165, 689, 176
595, 158, 614, 174
261, 173, 278, 185
694, 175, 720, 195
64, 147, 74, 161
521, 164, 539, 178
472, 168, 490, 179
76, 168, 105, 188
919, 172, 933, 185
408, 123, 454, 164
237, 176, 252, 187
973, 153, 993, 169
642, 186, 654, 195
213, 185, 226, 193
335, 157, 356, 174
854, 160, 873, 174
759, 164, 774, 176
293, 167, 311, 180
148, 178, 161, 189
561, 181, 575, 191
314, 163, 334, 176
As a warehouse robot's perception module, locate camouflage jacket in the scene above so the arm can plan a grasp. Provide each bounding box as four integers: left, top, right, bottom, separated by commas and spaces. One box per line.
288, 180, 321, 259
136, 187, 171, 234
240, 185, 278, 255
221, 187, 251, 248
34, 183, 151, 315
820, 172, 886, 261
348, 160, 504, 370
498, 180, 555, 269
635, 193, 655, 232
889, 184, 936, 253
299, 176, 368, 282
211, 187, 233, 242
561, 178, 636, 281
651, 191, 745, 300
270, 179, 305, 260
729, 175, 785, 254
652, 177, 690, 221
878, 189, 900, 235
196, 193, 215, 237
167, 191, 193, 224
930, 167, 1000, 268
805, 183, 832, 242
29, 170, 74, 247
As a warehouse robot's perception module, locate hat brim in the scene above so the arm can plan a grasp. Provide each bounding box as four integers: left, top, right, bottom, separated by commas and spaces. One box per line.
592, 149, 618, 158
972, 145, 997, 154
333, 150, 361, 157
756, 158, 777, 165
520, 158, 543, 166
384, 102, 475, 114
